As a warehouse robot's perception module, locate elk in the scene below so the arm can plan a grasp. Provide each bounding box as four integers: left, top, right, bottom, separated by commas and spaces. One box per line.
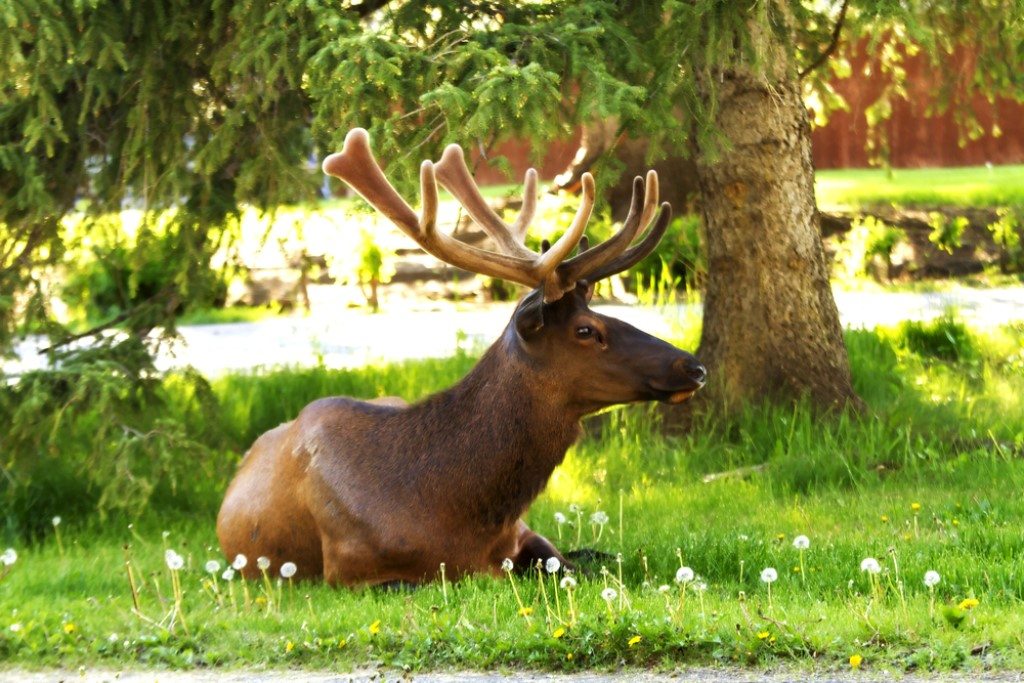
216, 129, 706, 586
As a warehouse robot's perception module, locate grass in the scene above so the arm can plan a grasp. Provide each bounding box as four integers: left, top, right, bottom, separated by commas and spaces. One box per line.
815, 164, 1024, 211
2, 318, 1024, 674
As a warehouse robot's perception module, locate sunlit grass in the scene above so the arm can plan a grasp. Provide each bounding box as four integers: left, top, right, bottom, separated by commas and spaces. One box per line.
816, 164, 1024, 211
2, 319, 1023, 672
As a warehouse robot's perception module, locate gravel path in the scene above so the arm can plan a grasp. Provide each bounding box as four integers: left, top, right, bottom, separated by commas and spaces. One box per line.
7, 286, 1024, 378
3, 668, 1023, 683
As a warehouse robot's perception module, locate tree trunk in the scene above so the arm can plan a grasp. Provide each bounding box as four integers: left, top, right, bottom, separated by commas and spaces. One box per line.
694, 64, 862, 410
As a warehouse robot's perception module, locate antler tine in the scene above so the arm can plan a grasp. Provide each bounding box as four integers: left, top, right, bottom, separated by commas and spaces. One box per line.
553, 170, 660, 289
585, 202, 673, 283
510, 168, 538, 243
322, 128, 421, 235
540, 173, 595, 302
434, 143, 536, 259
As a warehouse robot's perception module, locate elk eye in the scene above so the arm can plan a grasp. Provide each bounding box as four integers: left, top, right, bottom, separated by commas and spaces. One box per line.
575, 325, 594, 339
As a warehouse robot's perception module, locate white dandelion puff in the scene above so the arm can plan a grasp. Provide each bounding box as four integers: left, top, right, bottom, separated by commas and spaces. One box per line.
658, 584, 671, 593
9, 623, 22, 633
590, 511, 609, 525
51, 516, 62, 527
860, 557, 881, 574
554, 512, 567, 524
693, 580, 708, 593
760, 567, 778, 583
1, 548, 16, 566
924, 570, 941, 588
601, 587, 617, 602
222, 568, 236, 581
204, 560, 221, 574
164, 549, 184, 571
793, 535, 810, 550
257, 556, 271, 571
545, 557, 561, 574
280, 562, 297, 579
675, 566, 695, 584
500, 558, 514, 572
560, 576, 577, 590
232, 554, 248, 570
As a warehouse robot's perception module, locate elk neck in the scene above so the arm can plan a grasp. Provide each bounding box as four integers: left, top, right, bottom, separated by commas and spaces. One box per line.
398, 327, 582, 528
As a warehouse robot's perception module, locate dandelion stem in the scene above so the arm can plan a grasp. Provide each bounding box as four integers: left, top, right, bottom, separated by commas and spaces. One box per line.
440, 563, 448, 606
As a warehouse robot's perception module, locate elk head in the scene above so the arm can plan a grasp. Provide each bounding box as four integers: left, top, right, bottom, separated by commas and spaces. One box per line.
322, 129, 706, 412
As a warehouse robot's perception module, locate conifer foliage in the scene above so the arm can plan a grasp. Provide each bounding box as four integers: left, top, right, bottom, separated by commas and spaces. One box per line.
1, 1, 1021, 519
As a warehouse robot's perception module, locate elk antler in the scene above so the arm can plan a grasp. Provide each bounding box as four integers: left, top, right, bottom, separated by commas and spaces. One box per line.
322, 129, 670, 302
322, 129, 587, 295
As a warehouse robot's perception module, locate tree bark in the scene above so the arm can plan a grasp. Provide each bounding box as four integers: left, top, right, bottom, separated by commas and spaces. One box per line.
694, 64, 862, 410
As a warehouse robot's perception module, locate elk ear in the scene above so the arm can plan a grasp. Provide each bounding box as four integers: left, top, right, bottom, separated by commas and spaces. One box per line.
581, 279, 595, 303
514, 289, 545, 339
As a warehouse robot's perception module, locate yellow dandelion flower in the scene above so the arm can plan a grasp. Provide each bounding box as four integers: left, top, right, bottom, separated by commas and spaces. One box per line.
369, 620, 382, 634
757, 631, 770, 640
518, 607, 533, 617
769, 636, 777, 644
338, 638, 347, 648
628, 635, 642, 647
254, 596, 267, 606
952, 519, 959, 526
850, 654, 863, 669
911, 502, 921, 512
793, 566, 801, 573
775, 533, 785, 542
958, 598, 979, 610
903, 533, 912, 541
566, 653, 574, 660
880, 515, 889, 523
285, 640, 294, 653
63, 623, 77, 634
552, 627, 566, 639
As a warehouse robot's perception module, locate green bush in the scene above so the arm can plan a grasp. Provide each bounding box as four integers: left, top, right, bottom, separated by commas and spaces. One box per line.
632, 214, 705, 290
897, 312, 977, 362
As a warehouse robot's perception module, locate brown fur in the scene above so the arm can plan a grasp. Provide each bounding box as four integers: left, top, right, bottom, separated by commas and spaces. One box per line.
217, 287, 705, 585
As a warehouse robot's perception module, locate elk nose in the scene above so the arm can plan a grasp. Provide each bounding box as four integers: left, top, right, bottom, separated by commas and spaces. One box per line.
674, 357, 707, 386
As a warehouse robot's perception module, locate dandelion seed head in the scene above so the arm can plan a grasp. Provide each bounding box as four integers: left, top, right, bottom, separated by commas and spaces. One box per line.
222, 568, 236, 581
1, 548, 16, 566
51, 516, 62, 527
10, 623, 22, 632
658, 584, 670, 593
559, 576, 577, 589
760, 567, 778, 583
164, 549, 184, 571
162, 530, 170, 539
545, 557, 561, 574
257, 556, 271, 571
693, 580, 708, 593
792, 535, 810, 550
554, 512, 567, 524
501, 558, 514, 572
205, 560, 221, 574
923, 570, 941, 588
232, 553, 248, 570
601, 587, 617, 602
860, 557, 881, 574
675, 566, 695, 583
280, 562, 297, 578
569, 503, 581, 514
590, 511, 609, 525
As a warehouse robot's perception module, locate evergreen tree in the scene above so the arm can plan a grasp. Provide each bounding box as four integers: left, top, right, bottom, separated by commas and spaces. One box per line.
2, 0, 1022, 401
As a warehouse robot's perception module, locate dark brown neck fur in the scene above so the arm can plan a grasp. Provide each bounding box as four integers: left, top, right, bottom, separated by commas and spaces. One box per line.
394, 327, 581, 527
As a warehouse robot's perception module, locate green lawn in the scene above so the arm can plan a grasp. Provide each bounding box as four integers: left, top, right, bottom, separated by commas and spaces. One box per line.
2, 316, 1023, 673
815, 164, 1024, 211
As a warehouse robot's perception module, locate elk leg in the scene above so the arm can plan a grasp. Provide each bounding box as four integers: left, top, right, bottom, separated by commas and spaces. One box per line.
512, 522, 568, 573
